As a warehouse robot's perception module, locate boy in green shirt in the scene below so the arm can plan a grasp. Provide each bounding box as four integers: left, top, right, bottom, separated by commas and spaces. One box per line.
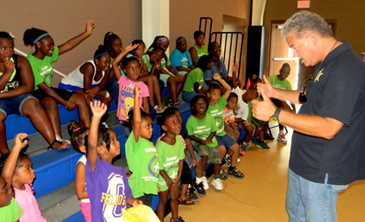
207, 74, 244, 186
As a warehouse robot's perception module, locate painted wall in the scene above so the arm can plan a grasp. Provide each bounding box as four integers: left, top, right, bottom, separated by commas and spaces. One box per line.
2, 0, 142, 86
263, 0, 365, 75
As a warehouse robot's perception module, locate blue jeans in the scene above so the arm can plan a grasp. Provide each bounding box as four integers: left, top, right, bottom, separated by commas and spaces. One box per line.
286, 168, 348, 222
106, 79, 119, 107
182, 91, 202, 103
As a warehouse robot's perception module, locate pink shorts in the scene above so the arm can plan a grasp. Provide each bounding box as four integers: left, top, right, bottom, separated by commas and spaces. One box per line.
80, 202, 92, 222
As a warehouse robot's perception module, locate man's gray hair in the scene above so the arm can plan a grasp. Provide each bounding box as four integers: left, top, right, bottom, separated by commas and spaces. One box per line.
281, 11, 333, 39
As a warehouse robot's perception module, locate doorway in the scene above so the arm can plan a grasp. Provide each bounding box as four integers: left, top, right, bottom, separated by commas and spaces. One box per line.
268, 20, 337, 90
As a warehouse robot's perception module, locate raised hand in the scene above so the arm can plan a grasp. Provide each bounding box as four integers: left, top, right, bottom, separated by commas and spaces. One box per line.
90, 100, 107, 118
251, 88, 276, 121
14, 133, 28, 151
134, 85, 140, 98
85, 20, 95, 35
124, 44, 139, 53
232, 62, 238, 73
213, 73, 221, 81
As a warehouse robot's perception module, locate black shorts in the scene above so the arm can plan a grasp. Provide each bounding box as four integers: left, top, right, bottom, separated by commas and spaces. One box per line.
181, 161, 193, 185
33, 87, 74, 103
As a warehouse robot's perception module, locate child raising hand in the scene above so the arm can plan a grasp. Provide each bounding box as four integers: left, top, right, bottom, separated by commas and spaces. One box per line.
86, 100, 142, 221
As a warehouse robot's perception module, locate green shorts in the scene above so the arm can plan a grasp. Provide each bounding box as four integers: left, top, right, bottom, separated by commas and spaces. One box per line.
193, 142, 221, 164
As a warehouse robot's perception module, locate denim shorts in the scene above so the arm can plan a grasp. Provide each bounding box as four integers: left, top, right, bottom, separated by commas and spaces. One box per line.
185, 150, 202, 169
0, 94, 37, 117
216, 133, 236, 150
182, 91, 202, 103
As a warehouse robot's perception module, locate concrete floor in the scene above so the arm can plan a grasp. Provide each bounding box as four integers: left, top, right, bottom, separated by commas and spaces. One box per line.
165, 127, 365, 222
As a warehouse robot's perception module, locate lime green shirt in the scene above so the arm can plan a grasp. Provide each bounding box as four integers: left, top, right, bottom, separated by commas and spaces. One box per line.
267, 75, 292, 90
186, 113, 218, 147
156, 137, 185, 191
27, 46, 59, 90
125, 131, 159, 197
207, 96, 227, 136
0, 198, 23, 222
182, 67, 204, 92
189, 44, 208, 62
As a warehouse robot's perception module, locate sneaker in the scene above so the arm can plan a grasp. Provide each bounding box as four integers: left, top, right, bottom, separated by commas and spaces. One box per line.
223, 154, 232, 166
239, 143, 247, 156
252, 137, 260, 146
237, 158, 241, 163
220, 169, 228, 180
188, 187, 199, 201
201, 176, 209, 190
278, 133, 287, 144
193, 182, 206, 196
228, 167, 244, 178
171, 217, 185, 222
212, 178, 223, 191
264, 134, 274, 140
257, 141, 271, 150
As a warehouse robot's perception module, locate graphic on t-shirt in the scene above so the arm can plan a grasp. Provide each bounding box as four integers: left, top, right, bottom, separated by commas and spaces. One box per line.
101, 173, 128, 220
147, 155, 160, 178
119, 83, 141, 118
213, 116, 223, 133
1, 81, 19, 93
44, 73, 53, 86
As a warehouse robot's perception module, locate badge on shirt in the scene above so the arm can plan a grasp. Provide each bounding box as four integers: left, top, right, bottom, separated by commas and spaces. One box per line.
314, 69, 324, 82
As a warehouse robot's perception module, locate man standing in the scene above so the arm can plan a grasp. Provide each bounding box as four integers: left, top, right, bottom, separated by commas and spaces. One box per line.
252, 11, 365, 221
267, 63, 296, 144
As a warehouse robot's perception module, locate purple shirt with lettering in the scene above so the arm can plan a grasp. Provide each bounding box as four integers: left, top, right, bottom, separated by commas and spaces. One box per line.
86, 156, 132, 221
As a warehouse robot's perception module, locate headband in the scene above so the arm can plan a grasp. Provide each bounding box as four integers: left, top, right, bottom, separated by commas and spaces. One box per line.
33, 33, 49, 44
73, 127, 81, 133
94, 52, 108, 59
157, 37, 169, 45
176, 37, 186, 43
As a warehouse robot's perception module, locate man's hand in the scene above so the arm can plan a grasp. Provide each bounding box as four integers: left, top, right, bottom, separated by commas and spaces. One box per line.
252, 88, 276, 121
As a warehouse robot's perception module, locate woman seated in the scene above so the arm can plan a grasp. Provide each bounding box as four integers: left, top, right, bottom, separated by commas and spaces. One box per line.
0, 32, 68, 155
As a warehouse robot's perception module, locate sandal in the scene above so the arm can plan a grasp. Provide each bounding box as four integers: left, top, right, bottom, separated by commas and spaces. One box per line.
156, 106, 167, 114
178, 197, 195, 205
47, 140, 69, 151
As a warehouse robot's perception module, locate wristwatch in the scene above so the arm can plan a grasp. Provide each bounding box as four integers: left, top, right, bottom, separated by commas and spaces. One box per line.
269, 108, 281, 123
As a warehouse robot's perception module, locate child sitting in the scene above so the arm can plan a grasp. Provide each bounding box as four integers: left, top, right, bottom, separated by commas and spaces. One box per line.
242, 88, 270, 150
86, 100, 142, 221
223, 92, 241, 143
113, 51, 150, 134
68, 120, 91, 222
207, 74, 244, 180
186, 95, 225, 191
58, 45, 113, 123
1, 133, 46, 222
170, 36, 195, 75
125, 86, 159, 207
188, 31, 209, 67
156, 109, 186, 222
181, 55, 211, 103
131, 40, 165, 113
147, 36, 185, 106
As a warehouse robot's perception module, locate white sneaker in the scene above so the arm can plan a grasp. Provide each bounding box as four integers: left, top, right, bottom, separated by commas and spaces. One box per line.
55, 135, 71, 144
201, 176, 209, 190
212, 178, 223, 191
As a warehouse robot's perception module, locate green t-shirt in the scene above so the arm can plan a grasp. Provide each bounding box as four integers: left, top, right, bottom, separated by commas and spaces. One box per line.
0, 198, 23, 222
189, 44, 208, 62
207, 96, 227, 136
186, 113, 218, 147
183, 67, 204, 93
27, 46, 59, 90
267, 75, 292, 90
125, 131, 159, 197
247, 98, 262, 130
143, 54, 153, 72
156, 137, 185, 191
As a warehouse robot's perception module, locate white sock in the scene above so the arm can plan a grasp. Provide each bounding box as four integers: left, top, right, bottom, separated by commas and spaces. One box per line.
196, 177, 202, 184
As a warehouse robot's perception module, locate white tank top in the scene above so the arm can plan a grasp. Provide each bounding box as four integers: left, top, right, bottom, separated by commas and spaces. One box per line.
77, 155, 90, 203
61, 60, 105, 88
